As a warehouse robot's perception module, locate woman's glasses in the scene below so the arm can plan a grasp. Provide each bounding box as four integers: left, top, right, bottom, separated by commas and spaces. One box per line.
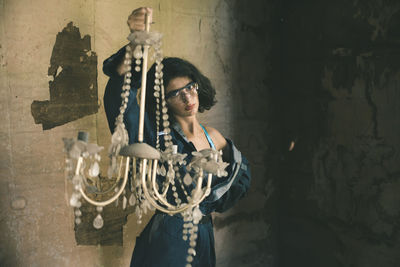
165, 82, 198, 100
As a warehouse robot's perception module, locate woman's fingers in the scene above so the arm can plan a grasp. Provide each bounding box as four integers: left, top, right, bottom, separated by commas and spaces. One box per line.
127, 7, 153, 32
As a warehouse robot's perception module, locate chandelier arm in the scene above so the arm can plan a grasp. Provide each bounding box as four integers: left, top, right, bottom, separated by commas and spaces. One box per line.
150, 159, 175, 209
192, 170, 204, 201
147, 158, 153, 185
79, 156, 124, 195
193, 173, 212, 204
141, 159, 197, 214
117, 156, 124, 182
161, 183, 170, 197
138, 13, 151, 143
160, 164, 171, 197
196, 153, 218, 201
75, 156, 83, 175
78, 156, 131, 207
81, 173, 95, 187
132, 157, 137, 189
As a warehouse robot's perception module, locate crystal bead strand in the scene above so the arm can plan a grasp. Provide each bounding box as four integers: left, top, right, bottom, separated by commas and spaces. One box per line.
70, 169, 83, 225
154, 63, 162, 150
177, 172, 191, 202
153, 41, 164, 151
182, 210, 192, 241
125, 43, 144, 223
129, 158, 137, 207
153, 40, 173, 151
136, 204, 143, 224
184, 206, 202, 267
160, 82, 172, 150
170, 179, 180, 205
117, 44, 133, 125
173, 166, 184, 206
155, 36, 199, 265
135, 160, 144, 224
65, 158, 73, 180
74, 208, 82, 225
107, 44, 133, 178
133, 44, 142, 72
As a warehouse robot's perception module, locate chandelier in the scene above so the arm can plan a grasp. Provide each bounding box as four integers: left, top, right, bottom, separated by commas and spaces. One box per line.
63, 13, 229, 265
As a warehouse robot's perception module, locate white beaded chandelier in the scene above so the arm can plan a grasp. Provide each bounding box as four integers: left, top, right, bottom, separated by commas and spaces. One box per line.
63, 13, 228, 266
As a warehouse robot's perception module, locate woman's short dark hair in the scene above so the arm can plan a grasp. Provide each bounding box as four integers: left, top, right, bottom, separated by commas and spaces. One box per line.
145, 57, 216, 116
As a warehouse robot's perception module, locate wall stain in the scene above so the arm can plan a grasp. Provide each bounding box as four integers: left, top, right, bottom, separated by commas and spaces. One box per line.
31, 22, 98, 130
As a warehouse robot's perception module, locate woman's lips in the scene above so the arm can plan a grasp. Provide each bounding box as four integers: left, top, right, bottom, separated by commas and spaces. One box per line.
185, 104, 195, 111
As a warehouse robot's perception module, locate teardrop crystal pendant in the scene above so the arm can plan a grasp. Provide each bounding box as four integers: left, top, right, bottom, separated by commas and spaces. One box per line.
129, 193, 136, 206
123, 196, 127, 210
93, 214, 104, 229
88, 161, 100, 177
160, 165, 166, 176
183, 173, 192, 185
133, 45, 143, 59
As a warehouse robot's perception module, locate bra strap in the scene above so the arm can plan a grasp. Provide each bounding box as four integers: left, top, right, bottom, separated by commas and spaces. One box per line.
200, 124, 216, 149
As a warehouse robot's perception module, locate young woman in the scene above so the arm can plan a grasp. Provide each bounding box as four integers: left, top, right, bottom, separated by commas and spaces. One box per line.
103, 7, 251, 267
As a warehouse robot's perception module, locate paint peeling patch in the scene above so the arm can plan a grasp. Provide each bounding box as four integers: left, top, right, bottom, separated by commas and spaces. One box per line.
31, 22, 98, 130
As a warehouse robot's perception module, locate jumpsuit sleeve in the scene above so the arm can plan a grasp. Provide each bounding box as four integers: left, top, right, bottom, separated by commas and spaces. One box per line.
103, 46, 155, 145
200, 139, 251, 214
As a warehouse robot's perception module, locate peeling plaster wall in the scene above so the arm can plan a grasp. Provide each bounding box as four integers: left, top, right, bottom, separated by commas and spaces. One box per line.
279, 1, 400, 266
0, 0, 274, 266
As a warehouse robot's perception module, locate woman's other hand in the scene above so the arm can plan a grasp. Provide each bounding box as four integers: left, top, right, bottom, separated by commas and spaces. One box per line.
127, 7, 153, 32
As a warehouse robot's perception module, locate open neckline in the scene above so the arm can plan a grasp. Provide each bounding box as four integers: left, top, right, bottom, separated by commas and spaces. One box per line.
170, 121, 215, 151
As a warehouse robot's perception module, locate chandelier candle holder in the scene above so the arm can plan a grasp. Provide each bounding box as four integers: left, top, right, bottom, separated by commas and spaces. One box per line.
63, 13, 229, 266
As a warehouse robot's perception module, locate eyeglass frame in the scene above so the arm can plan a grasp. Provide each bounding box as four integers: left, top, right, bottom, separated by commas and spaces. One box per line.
165, 82, 199, 100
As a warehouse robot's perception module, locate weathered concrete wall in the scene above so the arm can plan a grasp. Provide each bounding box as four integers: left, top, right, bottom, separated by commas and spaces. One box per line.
279, 0, 400, 266
0, 0, 274, 266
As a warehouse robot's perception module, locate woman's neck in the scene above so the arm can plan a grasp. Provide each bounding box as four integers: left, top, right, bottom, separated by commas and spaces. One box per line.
173, 115, 201, 137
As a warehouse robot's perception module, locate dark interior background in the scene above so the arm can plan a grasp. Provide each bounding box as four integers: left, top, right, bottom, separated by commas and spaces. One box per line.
231, 0, 400, 266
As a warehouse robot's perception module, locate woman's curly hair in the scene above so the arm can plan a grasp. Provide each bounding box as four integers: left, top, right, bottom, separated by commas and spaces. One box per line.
145, 57, 216, 117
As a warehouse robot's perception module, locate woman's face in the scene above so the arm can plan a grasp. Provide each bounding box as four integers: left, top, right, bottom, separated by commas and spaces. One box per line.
165, 76, 199, 118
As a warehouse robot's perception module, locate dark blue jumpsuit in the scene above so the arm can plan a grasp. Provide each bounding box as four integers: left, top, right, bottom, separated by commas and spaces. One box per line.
103, 46, 251, 267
